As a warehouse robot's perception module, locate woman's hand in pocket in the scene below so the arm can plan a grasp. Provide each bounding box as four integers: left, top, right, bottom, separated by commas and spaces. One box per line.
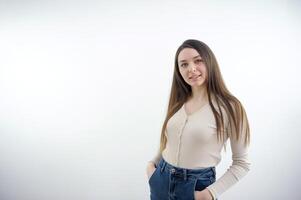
146, 162, 157, 180
194, 189, 214, 200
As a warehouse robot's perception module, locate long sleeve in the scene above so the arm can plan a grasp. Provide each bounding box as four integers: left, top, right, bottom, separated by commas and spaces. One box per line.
206, 118, 251, 199
149, 150, 162, 167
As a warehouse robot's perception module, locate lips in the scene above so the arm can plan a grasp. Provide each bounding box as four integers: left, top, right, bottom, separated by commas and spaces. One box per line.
189, 74, 201, 79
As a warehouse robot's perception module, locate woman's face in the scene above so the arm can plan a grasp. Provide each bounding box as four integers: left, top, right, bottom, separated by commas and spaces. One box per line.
177, 48, 207, 87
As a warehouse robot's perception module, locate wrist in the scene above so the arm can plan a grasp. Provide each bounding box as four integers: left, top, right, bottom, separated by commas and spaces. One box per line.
206, 188, 215, 200
147, 161, 156, 168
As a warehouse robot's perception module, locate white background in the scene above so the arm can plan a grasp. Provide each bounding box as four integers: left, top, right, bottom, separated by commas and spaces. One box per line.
0, 0, 300, 199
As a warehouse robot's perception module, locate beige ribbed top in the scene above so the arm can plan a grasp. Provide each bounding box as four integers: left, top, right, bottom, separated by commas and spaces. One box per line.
149, 100, 250, 199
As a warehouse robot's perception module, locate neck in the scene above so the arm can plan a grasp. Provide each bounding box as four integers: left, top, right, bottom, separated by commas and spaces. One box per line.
189, 85, 208, 103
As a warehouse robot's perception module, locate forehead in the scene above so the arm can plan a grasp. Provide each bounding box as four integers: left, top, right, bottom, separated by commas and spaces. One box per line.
178, 48, 201, 62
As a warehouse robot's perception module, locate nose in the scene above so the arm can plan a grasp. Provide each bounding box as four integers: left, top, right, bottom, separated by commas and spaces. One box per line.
188, 63, 196, 72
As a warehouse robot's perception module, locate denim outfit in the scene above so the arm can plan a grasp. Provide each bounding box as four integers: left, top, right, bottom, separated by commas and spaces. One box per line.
148, 157, 216, 200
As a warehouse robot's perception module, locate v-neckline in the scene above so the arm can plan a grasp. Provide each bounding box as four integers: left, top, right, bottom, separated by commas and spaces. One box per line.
182, 101, 209, 117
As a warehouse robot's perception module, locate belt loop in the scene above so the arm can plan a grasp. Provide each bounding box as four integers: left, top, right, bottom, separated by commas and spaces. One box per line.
160, 160, 166, 173
183, 169, 187, 181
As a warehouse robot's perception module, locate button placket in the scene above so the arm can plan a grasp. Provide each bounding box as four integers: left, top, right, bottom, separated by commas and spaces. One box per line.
176, 117, 188, 166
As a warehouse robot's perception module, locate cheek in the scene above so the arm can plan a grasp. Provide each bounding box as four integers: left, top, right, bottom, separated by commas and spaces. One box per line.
179, 70, 187, 79
199, 66, 207, 75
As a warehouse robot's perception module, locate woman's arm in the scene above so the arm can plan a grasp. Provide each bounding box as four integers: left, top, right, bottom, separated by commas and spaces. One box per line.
148, 150, 162, 167
206, 117, 251, 199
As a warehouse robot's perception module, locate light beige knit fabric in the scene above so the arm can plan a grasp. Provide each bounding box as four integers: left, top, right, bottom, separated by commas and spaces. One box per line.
149, 101, 250, 199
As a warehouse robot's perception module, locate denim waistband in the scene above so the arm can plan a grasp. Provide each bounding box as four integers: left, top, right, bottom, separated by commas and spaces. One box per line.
157, 157, 216, 181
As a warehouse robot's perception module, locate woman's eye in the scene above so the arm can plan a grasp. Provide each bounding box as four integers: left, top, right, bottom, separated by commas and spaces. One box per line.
181, 63, 188, 67
195, 59, 203, 63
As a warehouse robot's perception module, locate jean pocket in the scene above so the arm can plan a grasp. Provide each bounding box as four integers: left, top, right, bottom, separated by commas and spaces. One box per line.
194, 176, 214, 192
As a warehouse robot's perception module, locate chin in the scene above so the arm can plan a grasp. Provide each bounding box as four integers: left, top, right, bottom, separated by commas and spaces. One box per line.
189, 80, 205, 87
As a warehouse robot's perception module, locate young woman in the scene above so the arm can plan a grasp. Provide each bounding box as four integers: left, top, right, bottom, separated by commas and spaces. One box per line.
146, 39, 251, 200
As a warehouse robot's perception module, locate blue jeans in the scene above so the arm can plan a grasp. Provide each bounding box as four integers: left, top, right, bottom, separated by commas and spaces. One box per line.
148, 157, 216, 200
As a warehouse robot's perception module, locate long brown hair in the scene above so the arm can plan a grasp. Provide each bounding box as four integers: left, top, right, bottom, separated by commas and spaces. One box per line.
158, 39, 250, 154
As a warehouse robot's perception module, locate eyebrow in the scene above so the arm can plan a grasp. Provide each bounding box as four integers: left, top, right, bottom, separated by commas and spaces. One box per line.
179, 55, 201, 63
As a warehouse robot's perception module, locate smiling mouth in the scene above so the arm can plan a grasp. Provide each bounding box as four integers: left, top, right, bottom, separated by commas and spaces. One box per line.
189, 74, 201, 79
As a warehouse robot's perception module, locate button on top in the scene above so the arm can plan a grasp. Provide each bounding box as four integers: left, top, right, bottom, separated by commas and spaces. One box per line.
170, 168, 176, 173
